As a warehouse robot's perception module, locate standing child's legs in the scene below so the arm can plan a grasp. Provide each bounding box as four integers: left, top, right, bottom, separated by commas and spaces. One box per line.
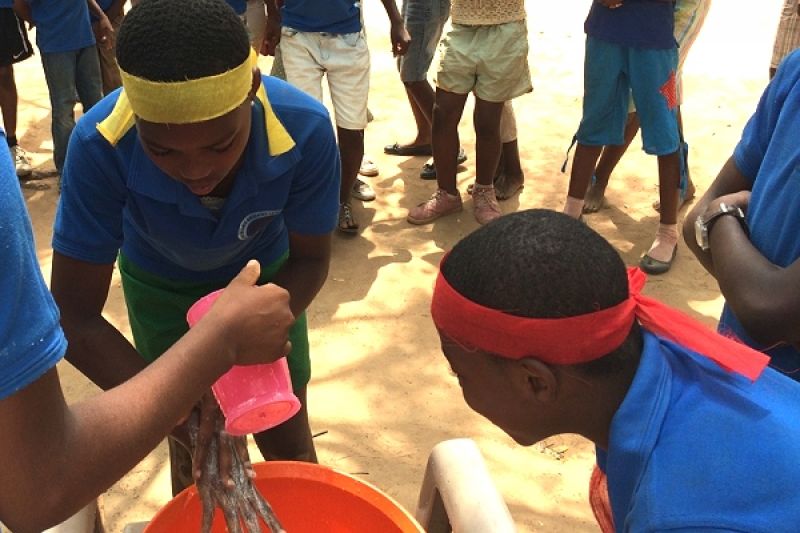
564, 37, 628, 218
472, 97, 504, 224
583, 112, 640, 213
74, 46, 103, 111
629, 47, 681, 274
41, 50, 81, 173
406, 87, 466, 225
390, 0, 449, 151
432, 88, 467, 195
584, 0, 709, 213
493, 101, 525, 200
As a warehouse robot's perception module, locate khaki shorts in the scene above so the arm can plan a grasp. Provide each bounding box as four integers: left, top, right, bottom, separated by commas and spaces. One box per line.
436, 20, 532, 103
280, 27, 370, 130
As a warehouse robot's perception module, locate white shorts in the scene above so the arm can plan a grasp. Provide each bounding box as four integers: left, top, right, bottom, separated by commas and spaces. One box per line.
280, 26, 370, 130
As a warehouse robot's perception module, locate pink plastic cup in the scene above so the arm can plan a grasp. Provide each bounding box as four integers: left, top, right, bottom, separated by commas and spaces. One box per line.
186, 289, 301, 436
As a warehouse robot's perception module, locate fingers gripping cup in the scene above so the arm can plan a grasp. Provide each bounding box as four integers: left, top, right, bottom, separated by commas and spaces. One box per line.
186, 289, 301, 436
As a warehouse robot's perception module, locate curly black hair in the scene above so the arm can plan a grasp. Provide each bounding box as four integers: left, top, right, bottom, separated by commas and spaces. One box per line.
117, 0, 250, 82
441, 209, 641, 375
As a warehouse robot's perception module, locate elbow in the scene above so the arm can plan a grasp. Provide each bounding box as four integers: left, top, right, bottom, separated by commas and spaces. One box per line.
727, 292, 799, 347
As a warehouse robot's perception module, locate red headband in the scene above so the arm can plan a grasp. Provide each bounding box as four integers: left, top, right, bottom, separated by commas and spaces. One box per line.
431, 265, 769, 381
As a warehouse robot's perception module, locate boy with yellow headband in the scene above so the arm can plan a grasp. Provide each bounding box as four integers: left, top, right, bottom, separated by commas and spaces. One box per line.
50, 0, 339, 495
433, 209, 800, 531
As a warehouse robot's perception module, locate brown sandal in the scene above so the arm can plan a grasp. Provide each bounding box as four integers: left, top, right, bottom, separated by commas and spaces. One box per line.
337, 202, 359, 234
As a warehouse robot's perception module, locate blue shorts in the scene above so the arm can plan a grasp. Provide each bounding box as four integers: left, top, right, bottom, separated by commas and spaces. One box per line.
398, 0, 450, 82
577, 37, 679, 156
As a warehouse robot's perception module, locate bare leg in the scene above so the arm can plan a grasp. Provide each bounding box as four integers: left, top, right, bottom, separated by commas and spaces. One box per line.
564, 143, 603, 218
0, 65, 18, 139
640, 150, 681, 270
337, 127, 365, 232
653, 108, 696, 212
494, 139, 525, 200
432, 88, 469, 195
584, 112, 640, 213
401, 80, 435, 147
473, 98, 504, 187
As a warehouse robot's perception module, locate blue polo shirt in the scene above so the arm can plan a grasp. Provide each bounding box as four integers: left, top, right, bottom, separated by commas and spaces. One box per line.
28, 0, 95, 54
53, 76, 340, 283
225, 0, 246, 15
720, 50, 800, 380
0, 129, 67, 400
603, 331, 800, 531
585, 0, 676, 50
281, 0, 361, 34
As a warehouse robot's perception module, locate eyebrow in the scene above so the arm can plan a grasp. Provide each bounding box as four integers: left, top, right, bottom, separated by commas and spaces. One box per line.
144, 129, 238, 151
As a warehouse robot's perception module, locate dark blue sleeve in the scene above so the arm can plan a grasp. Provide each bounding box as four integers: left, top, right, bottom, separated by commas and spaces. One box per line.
734, 50, 800, 184
0, 131, 66, 400
52, 121, 127, 264
281, 112, 341, 236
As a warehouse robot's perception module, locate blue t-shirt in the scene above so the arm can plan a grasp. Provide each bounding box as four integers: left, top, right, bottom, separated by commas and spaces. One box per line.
29, 0, 95, 54
53, 76, 340, 283
281, 0, 361, 34
604, 331, 800, 531
0, 129, 67, 400
585, 0, 676, 50
721, 49, 800, 380
225, 0, 246, 15
0, 1, 14, 9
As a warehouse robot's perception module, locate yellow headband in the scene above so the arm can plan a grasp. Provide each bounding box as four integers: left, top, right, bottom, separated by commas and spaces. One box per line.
119, 48, 258, 124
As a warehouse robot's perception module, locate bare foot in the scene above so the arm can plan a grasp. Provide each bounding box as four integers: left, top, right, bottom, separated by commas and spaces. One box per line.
494, 172, 524, 201
583, 181, 607, 213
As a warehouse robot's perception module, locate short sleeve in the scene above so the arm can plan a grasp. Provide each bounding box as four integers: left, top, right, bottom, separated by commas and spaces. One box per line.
0, 133, 66, 400
281, 114, 340, 236
52, 121, 127, 264
733, 50, 800, 183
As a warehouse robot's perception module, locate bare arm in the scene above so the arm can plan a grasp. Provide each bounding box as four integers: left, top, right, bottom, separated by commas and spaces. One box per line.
683, 157, 800, 346
683, 156, 752, 275
50, 253, 148, 390
379, 0, 411, 57
270, 232, 331, 317
0, 263, 294, 532
87, 0, 114, 49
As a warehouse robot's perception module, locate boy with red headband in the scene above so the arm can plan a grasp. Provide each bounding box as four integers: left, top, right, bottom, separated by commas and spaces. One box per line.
432, 209, 800, 531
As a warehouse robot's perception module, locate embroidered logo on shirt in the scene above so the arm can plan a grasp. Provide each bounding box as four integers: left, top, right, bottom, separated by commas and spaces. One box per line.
238, 210, 281, 240
660, 71, 678, 111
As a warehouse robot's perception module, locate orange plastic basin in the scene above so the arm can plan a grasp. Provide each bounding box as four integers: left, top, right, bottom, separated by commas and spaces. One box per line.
144, 461, 424, 532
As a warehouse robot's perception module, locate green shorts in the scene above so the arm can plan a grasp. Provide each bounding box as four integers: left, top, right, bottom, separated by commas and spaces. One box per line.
118, 252, 311, 391
436, 20, 532, 102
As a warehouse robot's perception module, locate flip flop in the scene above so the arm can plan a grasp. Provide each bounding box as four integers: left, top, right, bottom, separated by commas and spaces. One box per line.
384, 142, 432, 156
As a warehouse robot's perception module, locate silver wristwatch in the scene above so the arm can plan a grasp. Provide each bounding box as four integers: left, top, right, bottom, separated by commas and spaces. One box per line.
694, 202, 748, 251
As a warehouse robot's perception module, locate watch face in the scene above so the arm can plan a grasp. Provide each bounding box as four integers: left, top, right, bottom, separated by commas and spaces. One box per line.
695, 216, 709, 251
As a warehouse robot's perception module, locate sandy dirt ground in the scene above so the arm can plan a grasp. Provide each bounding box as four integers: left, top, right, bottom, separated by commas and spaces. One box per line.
11, 1, 785, 531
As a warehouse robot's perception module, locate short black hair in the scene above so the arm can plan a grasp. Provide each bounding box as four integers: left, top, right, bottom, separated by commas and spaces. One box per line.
441, 209, 641, 375
117, 0, 250, 82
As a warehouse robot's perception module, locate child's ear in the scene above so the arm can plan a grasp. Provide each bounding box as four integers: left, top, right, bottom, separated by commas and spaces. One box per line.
248, 68, 261, 100
517, 358, 559, 404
